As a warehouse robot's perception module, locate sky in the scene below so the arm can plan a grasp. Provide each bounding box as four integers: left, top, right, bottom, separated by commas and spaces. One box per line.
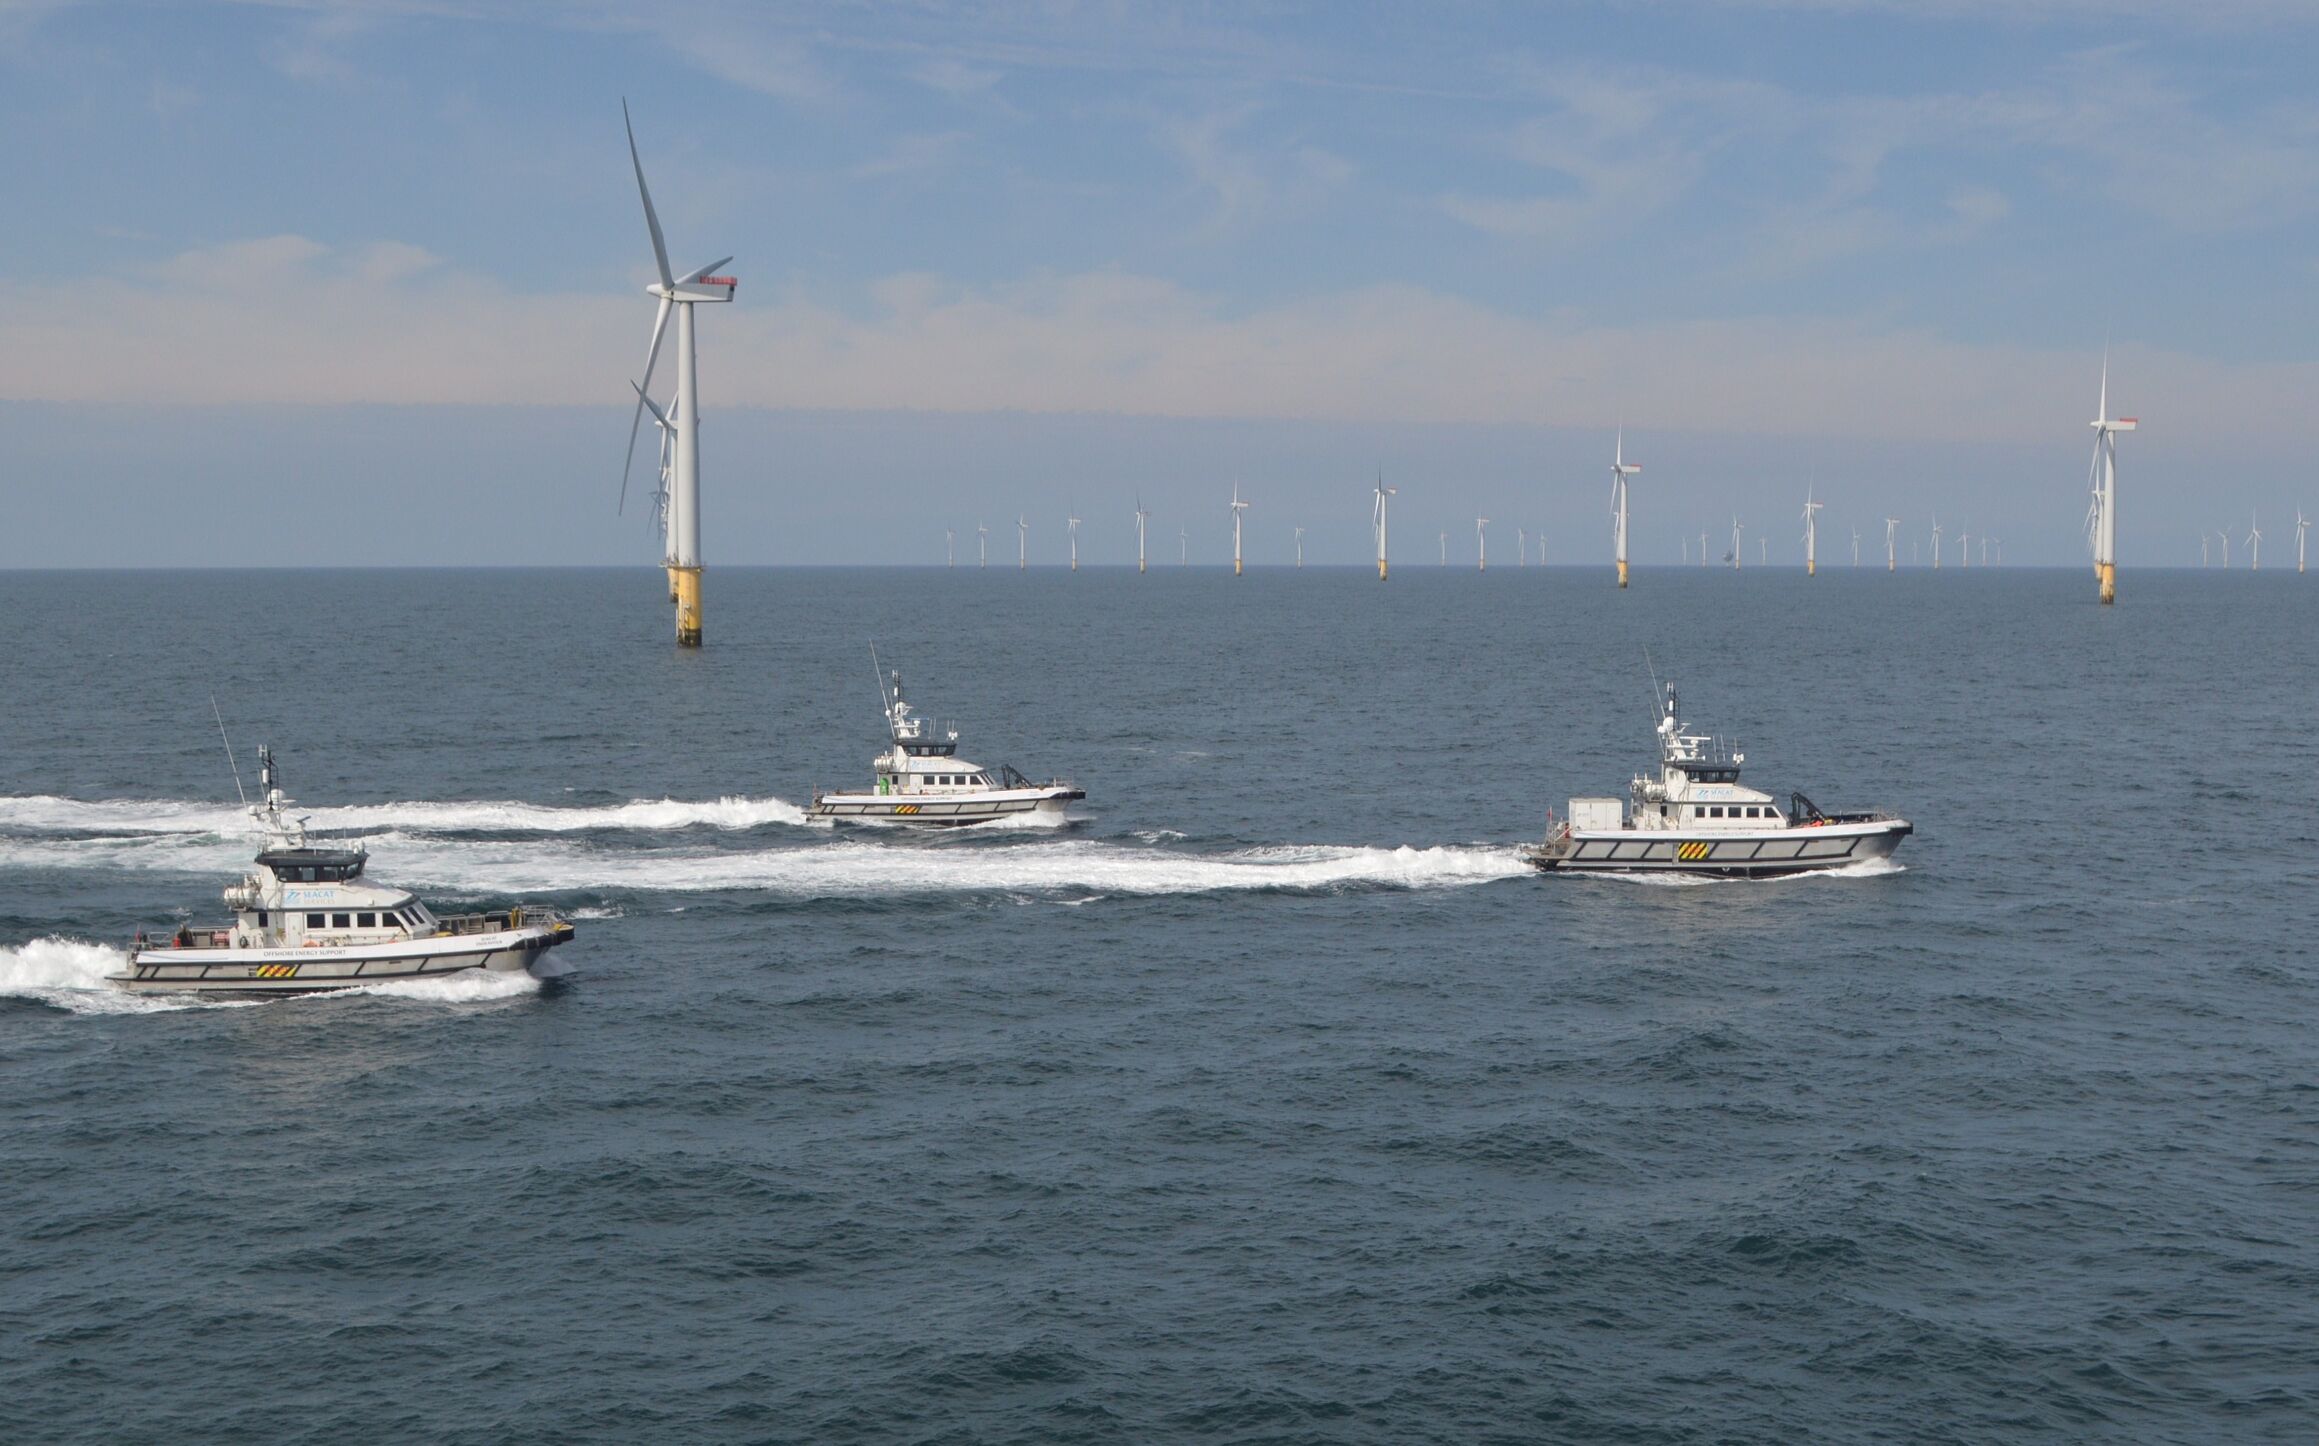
1, 0, 2315, 568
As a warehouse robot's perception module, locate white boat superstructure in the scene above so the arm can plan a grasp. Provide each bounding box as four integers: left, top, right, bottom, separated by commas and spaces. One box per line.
113, 748, 575, 994
809, 661, 1083, 826
1524, 683, 1911, 877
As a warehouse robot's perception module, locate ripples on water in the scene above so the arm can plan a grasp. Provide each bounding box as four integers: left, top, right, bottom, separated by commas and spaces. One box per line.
3, 567, 2313, 1442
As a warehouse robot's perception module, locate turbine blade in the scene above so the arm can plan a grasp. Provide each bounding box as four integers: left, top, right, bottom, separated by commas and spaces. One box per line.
619, 295, 674, 514
679, 256, 733, 285
623, 100, 675, 289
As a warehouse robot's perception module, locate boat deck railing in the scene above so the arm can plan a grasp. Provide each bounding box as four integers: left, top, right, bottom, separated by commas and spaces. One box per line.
134, 906, 568, 952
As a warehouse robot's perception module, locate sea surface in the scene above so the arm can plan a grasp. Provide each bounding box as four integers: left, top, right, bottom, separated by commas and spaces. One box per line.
3, 565, 2314, 1444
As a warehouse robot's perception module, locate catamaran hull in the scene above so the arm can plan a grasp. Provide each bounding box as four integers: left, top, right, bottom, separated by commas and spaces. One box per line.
808, 788, 1083, 826
1525, 820, 1911, 878
112, 926, 575, 995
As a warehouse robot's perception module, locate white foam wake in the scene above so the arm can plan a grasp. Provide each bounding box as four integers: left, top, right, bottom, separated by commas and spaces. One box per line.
0, 793, 807, 836
0, 937, 216, 1014
355, 837, 1536, 898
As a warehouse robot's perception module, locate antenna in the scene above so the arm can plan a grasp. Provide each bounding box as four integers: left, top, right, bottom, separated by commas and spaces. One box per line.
1642, 648, 1663, 728
210, 695, 249, 812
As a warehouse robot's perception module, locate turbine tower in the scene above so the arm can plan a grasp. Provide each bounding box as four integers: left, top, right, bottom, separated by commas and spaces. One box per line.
1230, 485, 1250, 576
1068, 513, 1081, 572
1294, 526, 1305, 568
2297, 511, 2309, 573
2249, 512, 2263, 571
977, 522, 989, 568
1134, 497, 1151, 574
1017, 516, 1028, 570
2220, 525, 2233, 569
1730, 516, 1743, 569
1440, 531, 1448, 566
946, 526, 955, 567
1884, 516, 1899, 571
1518, 526, 1528, 567
1610, 431, 1641, 587
1179, 528, 1188, 566
2200, 531, 2210, 568
619, 102, 736, 648
1476, 516, 1490, 571
1958, 525, 1971, 570
1801, 488, 1823, 576
2088, 357, 2136, 604
1931, 514, 1943, 570
1699, 529, 1708, 567
1851, 526, 1860, 568
1373, 477, 1396, 580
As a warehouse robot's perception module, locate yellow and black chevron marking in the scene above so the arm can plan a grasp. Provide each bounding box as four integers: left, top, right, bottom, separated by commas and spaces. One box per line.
251, 963, 301, 979
893, 804, 921, 816
1677, 841, 1711, 862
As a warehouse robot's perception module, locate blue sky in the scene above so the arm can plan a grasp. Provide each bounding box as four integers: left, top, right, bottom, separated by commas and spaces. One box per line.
2, 1, 2315, 567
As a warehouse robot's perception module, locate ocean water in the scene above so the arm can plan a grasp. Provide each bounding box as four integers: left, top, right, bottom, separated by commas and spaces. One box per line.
3, 564, 2314, 1444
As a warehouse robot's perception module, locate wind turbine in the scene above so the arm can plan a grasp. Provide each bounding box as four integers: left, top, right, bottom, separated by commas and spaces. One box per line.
1800, 488, 1823, 576
1134, 497, 1150, 574
618, 102, 736, 648
2200, 531, 2210, 568
1758, 537, 1766, 567
1610, 430, 1642, 587
1068, 512, 1081, 572
1230, 485, 1250, 576
1017, 516, 1028, 570
1957, 524, 1971, 569
1851, 526, 1861, 568
1980, 536, 1990, 568
1440, 531, 1448, 566
1294, 526, 1305, 568
1372, 477, 1396, 580
1730, 516, 1743, 569
946, 526, 955, 567
2297, 511, 2309, 573
1179, 527, 1188, 566
1884, 517, 1899, 572
977, 522, 989, 569
1476, 516, 1490, 571
2249, 511, 2263, 571
2219, 525, 2233, 569
1519, 526, 1529, 567
2088, 356, 2136, 604
1699, 529, 1708, 567
1932, 514, 1944, 570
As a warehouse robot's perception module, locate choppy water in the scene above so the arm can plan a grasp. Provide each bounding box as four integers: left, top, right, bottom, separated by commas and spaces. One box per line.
4, 565, 2314, 1443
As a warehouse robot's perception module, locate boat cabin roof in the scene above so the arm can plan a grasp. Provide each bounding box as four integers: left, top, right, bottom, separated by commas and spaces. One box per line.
257, 848, 368, 881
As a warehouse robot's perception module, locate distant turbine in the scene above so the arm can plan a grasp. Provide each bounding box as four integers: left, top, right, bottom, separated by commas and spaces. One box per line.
1230, 484, 1250, 577
1476, 516, 1490, 571
2249, 511, 2263, 571
2297, 511, 2310, 573
1134, 496, 1151, 574
1179, 528, 1187, 566
977, 522, 988, 569
2088, 355, 2137, 604
1680, 535, 1687, 565
617, 102, 736, 648
1699, 529, 1708, 568
946, 526, 955, 568
1373, 476, 1397, 580
2200, 531, 2210, 568
1851, 526, 1861, 568
1018, 516, 1028, 571
1519, 526, 1529, 567
1884, 516, 1899, 572
1440, 531, 1448, 566
1068, 512, 1081, 572
1931, 514, 1943, 570
1730, 516, 1743, 569
1800, 488, 1823, 576
2220, 526, 2233, 569
1610, 429, 1642, 588
1959, 525, 1972, 570
1294, 525, 1305, 568
1758, 537, 1766, 567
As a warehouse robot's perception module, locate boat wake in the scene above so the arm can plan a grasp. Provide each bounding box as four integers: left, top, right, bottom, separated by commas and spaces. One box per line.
0, 793, 808, 837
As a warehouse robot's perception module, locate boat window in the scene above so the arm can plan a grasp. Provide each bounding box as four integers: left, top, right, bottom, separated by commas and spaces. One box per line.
358, 912, 376, 928
1710, 806, 1725, 818
306, 912, 325, 928
257, 910, 268, 926
331, 912, 351, 928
